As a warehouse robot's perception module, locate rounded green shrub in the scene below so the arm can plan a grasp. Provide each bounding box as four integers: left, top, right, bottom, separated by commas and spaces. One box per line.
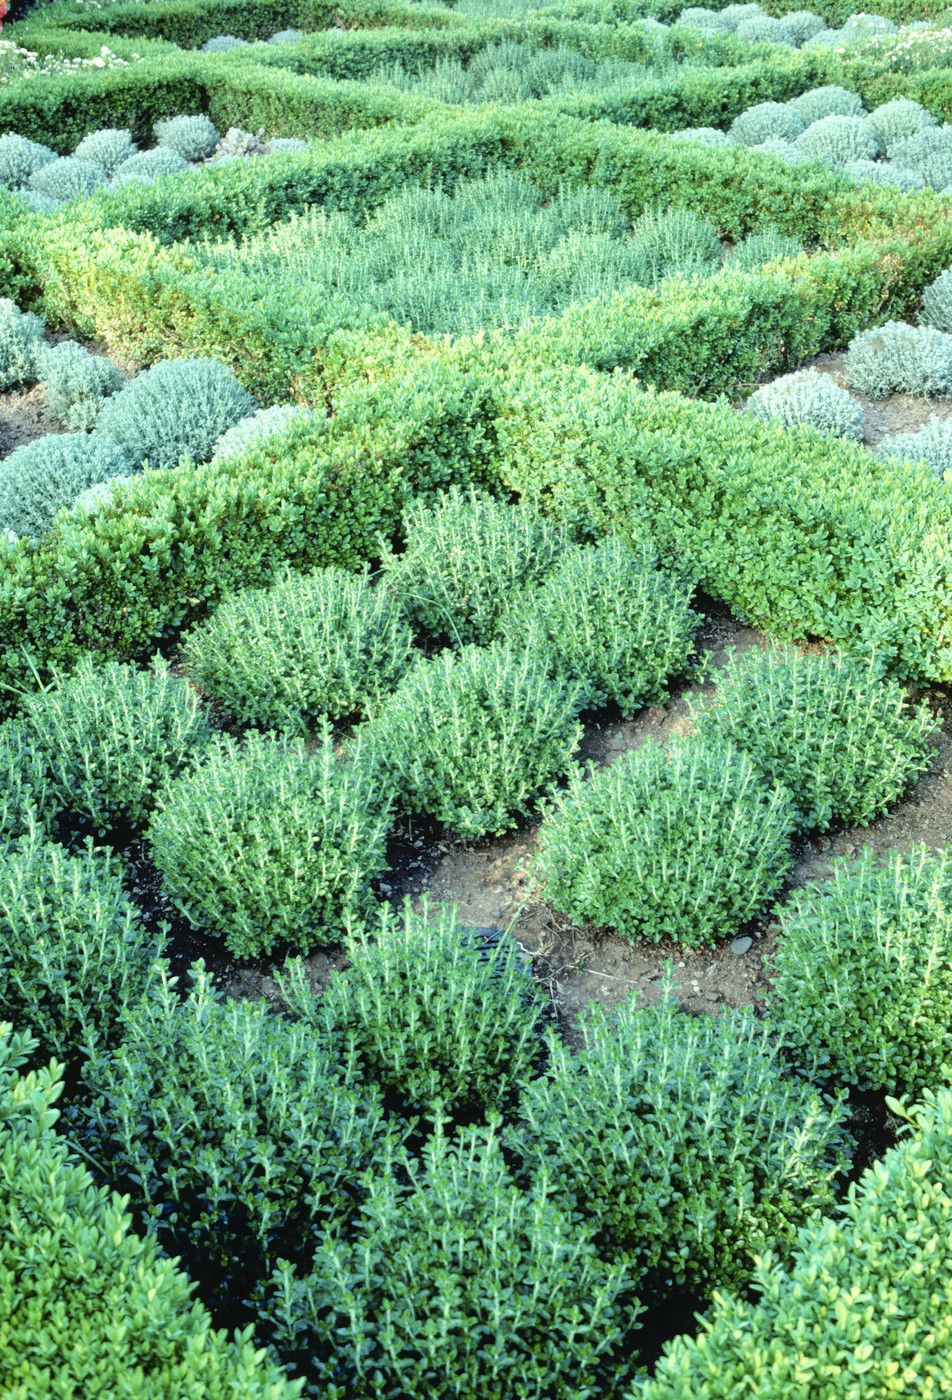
38, 340, 121, 431
182, 567, 415, 734
628, 207, 722, 285
841, 11, 895, 34
767, 845, 952, 1095
921, 265, 952, 334
868, 98, 938, 152
367, 644, 582, 839
149, 729, 391, 957
29, 156, 106, 201
0, 133, 55, 189
745, 369, 865, 439
267, 1126, 632, 1400
781, 11, 827, 43
73, 127, 137, 175
670, 126, 731, 146
21, 654, 211, 835
154, 114, 219, 161
736, 16, 796, 44
110, 146, 189, 187
876, 417, 952, 477
845, 158, 924, 190
96, 357, 257, 469
690, 647, 937, 831
844, 320, 952, 398
500, 539, 699, 715
727, 228, 804, 270
0, 433, 133, 538
730, 101, 805, 146
0, 830, 159, 1060
380, 487, 568, 646
789, 85, 864, 124
532, 736, 795, 947
285, 899, 546, 1122
78, 962, 391, 1302
211, 403, 318, 461
510, 990, 846, 1299
0, 296, 45, 390
795, 115, 883, 167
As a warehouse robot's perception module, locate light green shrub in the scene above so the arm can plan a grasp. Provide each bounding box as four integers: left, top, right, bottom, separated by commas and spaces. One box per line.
154, 114, 219, 161
532, 736, 795, 947
845, 320, 952, 398
96, 357, 257, 469
845, 158, 924, 190
0, 132, 54, 189
726, 228, 803, 270
690, 647, 937, 831
20, 654, 210, 835
29, 156, 106, 201
730, 101, 805, 146
211, 404, 319, 461
735, 16, 796, 44
795, 115, 883, 168
284, 899, 546, 1122
510, 990, 846, 1299
678, 6, 732, 28
921, 265, 952, 334
628, 207, 722, 285
110, 146, 189, 187
781, 11, 826, 43
745, 369, 865, 439
74, 128, 136, 175
670, 127, 732, 146
868, 97, 938, 152
201, 34, 248, 51
368, 644, 582, 838
0, 296, 44, 390
182, 567, 415, 734
0, 433, 132, 538
380, 487, 568, 646
149, 729, 391, 957
37, 341, 121, 431
876, 417, 952, 477
789, 85, 864, 124
0, 720, 51, 842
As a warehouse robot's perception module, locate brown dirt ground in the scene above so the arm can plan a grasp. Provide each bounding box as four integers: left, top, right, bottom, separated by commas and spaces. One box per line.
806, 349, 952, 449
0, 382, 65, 458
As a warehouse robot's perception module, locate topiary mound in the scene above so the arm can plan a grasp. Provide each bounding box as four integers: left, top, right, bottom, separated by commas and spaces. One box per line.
891, 126, 952, 189
0, 132, 55, 189
110, 146, 189, 187
781, 10, 826, 43
28, 156, 107, 201
96, 357, 257, 468
795, 115, 883, 168
0, 296, 45, 390
0, 433, 133, 538
876, 416, 952, 477
719, 3, 767, 26
745, 369, 865, 439
532, 736, 795, 947
211, 403, 319, 461
730, 101, 805, 146
689, 646, 937, 831
20, 654, 211, 835
735, 15, 796, 44
380, 487, 568, 646
727, 228, 804, 270
201, 34, 248, 51
868, 98, 938, 152
678, 6, 732, 28
366, 644, 582, 838
788, 85, 865, 125
149, 729, 391, 957
921, 265, 952, 334
154, 114, 219, 161
182, 567, 415, 734
844, 321, 952, 398
670, 126, 732, 146
750, 136, 810, 163
37, 340, 121, 431
844, 158, 924, 190
74, 127, 137, 175
766, 845, 952, 1095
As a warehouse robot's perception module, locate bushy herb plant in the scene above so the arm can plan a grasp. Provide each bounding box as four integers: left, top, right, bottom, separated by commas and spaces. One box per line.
745, 369, 865, 439
877, 417, 952, 476
726, 228, 803, 271
110, 147, 189, 186
921, 266, 952, 334
0, 433, 132, 538
868, 97, 937, 151
367, 644, 582, 838
284, 899, 546, 1123
149, 729, 391, 957
532, 737, 795, 946
628, 207, 722, 285
789, 85, 864, 124
29, 156, 107, 201
795, 114, 883, 167
0, 132, 55, 189
0, 296, 44, 390
845, 159, 924, 190
74, 127, 137, 175
38, 340, 121, 431
182, 567, 415, 734
891, 126, 952, 188
154, 114, 219, 161
736, 15, 795, 42
845, 321, 952, 398
510, 990, 847, 1299
201, 34, 248, 51
211, 404, 319, 461
0, 719, 51, 841
690, 646, 936, 830
780, 11, 827, 43
96, 357, 257, 468
729, 101, 804, 146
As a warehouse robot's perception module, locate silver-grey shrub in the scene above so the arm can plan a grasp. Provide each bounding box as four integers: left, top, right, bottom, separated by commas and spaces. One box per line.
781, 10, 827, 43
110, 147, 189, 187
200, 34, 247, 51
670, 127, 731, 146
921, 265, 952, 333
876, 417, 952, 477
73, 128, 136, 175
735, 16, 796, 45
727, 228, 803, 270
211, 403, 318, 461
844, 320, 952, 398
745, 369, 865, 439
868, 98, 938, 152
38, 340, 121, 431
730, 101, 805, 146
795, 115, 883, 167
845, 159, 925, 190
0, 133, 55, 188
154, 114, 219, 161
0, 297, 45, 390
0, 433, 132, 538
28, 156, 106, 201
96, 357, 256, 468
788, 85, 865, 124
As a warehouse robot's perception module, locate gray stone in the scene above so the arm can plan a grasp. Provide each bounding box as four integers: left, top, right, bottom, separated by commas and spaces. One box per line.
730, 936, 753, 955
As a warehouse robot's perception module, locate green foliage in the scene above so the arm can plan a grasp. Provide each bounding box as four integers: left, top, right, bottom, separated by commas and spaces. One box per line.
0, 1025, 303, 1400
111, 146, 190, 186
746, 368, 864, 438
154, 113, 219, 161
795, 114, 883, 167
788, 84, 864, 123
29, 155, 107, 202
780, 11, 826, 43
96, 356, 257, 468
0, 433, 132, 538
639, 1085, 952, 1399
211, 404, 319, 461
74, 127, 137, 175
149, 729, 391, 957
921, 265, 952, 334
690, 646, 937, 831
845, 320, 952, 398
678, 6, 731, 29
876, 417, 952, 477
532, 736, 795, 946
726, 227, 803, 270
0, 132, 55, 189
670, 126, 731, 145
0, 828, 158, 1061
500, 538, 699, 714
768, 845, 952, 1095
735, 15, 796, 44
367, 644, 582, 838
37, 340, 121, 431
285, 899, 546, 1123
182, 567, 415, 734
0, 296, 44, 391
868, 97, 938, 152
0, 719, 51, 841
729, 101, 804, 146
20, 654, 210, 835
78, 962, 390, 1302
380, 487, 568, 647
510, 991, 847, 1298
627, 207, 723, 284
267, 1126, 633, 1400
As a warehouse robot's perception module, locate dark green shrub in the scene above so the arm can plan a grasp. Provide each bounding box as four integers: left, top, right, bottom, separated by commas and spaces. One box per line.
20, 654, 211, 835
532, 736, 795, 947
500, 539, 700, 715
767, 845, 952, 1095
368, 645, 582, 838
74, 127, 137, 175
267, 1126, 633, 1400
284, 899, 546, 1123
510, 990, 847, 1299
77, 963, 391, 1303
0, 433, 132, 538
97, 357, 257, 468
149, 729, 391, 957
0, 1026, 303, 1400
182, 568, 414, 734
690, 647, 937, 831
154, 114, 219, 161
639, 1087, 952, 1399
380, 487, 568, 646
0, 296, 44, 390
38, 341, 122, 431
0, 828, 159, 1060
